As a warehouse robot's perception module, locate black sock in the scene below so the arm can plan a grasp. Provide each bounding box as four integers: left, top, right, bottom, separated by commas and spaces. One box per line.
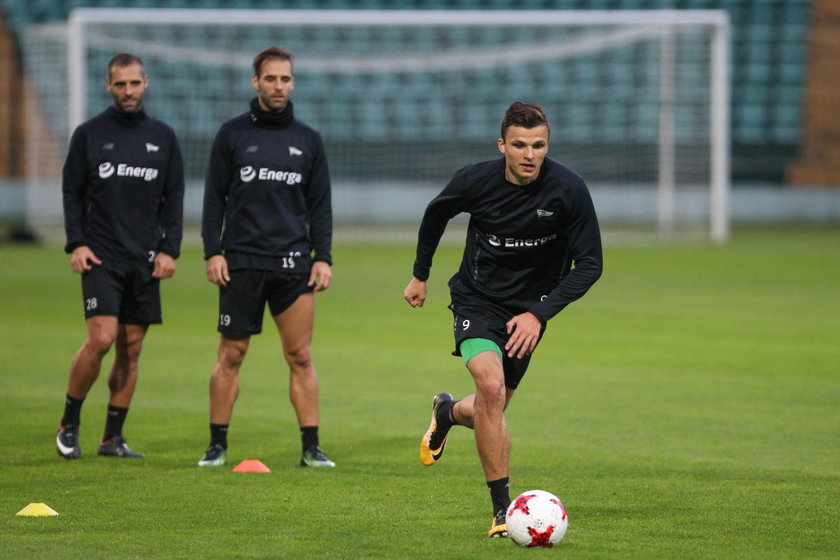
300, 426, 319, 452
436, 399, 459, 429
210, 423, 228, 449
487, 477, 511, 516
103, 405, 128, 440
61, 394, 85, 428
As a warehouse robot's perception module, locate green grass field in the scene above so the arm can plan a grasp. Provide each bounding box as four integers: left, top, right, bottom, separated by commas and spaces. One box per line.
1, 226, 838, 559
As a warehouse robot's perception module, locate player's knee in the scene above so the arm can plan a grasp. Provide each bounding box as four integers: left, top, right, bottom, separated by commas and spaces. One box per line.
118, 336, 144, 362
475, 377, 506, 407
85, 331, 116, 355
218, 340, 248, 369
284, 344, 312, 371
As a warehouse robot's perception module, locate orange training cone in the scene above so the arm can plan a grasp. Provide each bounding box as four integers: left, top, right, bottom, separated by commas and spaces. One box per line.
232, 459, 271, 472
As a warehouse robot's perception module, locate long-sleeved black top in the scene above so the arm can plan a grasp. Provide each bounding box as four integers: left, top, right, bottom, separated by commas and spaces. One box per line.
413, 157, 603, 324
201, 100, 332, 273
62, 107, 184, 263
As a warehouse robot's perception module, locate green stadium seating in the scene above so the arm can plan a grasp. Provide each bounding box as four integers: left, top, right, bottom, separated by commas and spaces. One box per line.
1, 0, 814, 181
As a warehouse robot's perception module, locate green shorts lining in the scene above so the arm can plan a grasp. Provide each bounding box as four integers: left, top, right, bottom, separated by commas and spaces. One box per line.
460, 338, 503, 365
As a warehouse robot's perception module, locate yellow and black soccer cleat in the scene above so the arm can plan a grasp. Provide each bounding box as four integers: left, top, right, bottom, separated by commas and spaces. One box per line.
419, 392, 454, 466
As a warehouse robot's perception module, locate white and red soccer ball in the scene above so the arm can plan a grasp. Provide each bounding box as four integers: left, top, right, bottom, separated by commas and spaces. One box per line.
505, 489, 568, 547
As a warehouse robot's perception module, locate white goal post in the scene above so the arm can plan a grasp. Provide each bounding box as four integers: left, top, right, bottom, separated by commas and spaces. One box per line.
60, 8, 730, 241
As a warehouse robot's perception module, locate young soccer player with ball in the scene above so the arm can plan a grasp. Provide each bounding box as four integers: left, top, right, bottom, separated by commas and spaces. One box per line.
403, 102, 602, 537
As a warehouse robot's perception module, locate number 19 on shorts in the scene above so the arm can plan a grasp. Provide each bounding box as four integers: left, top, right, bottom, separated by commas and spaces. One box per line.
282, 251, 302, 269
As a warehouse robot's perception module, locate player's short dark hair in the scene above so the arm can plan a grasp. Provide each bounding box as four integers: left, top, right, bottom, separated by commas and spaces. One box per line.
107, 53, 144, 77
253, 47, 294, 77
500, 102, 550, 140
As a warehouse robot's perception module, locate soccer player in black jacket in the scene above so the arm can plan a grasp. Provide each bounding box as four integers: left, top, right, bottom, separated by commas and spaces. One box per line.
56, 53, 184, 460
198, 47, 335, 468
404, 102, 603, 537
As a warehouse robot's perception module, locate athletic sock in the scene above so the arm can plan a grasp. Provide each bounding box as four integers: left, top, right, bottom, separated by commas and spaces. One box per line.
60, 394, 85, 428
486, 476, 511, 516
210, 423, 229, 449
436, 399, 459, 429
300, 426, 319, 452
103, 405, 128, 440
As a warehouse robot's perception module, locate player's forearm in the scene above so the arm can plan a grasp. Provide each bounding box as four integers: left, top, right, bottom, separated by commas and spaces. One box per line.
200, 196, 226, 259
201, 165, 230, 258
310, 220, 333, 265
528, 253, 602, 322
62, 189, 87, 253
412, 198, 457, 280
413, 230, 443, 281
157, 215, 183, 259
157, 180, 185, 258
306, 174, 333, 264
61, 160, 89, 252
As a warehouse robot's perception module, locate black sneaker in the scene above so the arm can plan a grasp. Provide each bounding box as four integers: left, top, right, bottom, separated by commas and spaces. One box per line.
420, 392, 454, 466
56, 425, 80, 459
300, 446, 335, 467
97, 436, 144, 458
197, 443, 227, 467
488, 509, 508, 538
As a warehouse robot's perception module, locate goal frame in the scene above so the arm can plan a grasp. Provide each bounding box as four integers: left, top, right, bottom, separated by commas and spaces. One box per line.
67, 8, 731, 242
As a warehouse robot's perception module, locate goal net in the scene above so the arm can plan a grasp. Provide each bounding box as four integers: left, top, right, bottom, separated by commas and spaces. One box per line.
21, 8, 730, 241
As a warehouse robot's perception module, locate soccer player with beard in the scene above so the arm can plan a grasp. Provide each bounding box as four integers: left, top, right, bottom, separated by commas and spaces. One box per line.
403, 102, 602, 537
57, 53, 184, 459
198, 47, 335, 468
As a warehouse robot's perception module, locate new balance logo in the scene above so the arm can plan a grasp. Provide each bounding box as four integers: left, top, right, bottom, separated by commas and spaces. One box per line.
289, 146, 303, 157
145, 143, 159, 153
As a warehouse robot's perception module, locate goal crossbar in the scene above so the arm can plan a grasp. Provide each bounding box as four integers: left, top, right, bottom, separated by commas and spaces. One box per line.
68, 8, 729, 27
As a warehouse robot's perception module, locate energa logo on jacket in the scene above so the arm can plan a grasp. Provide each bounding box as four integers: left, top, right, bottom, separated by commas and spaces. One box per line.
98, 162, 159, 182
239, 166, 302, 185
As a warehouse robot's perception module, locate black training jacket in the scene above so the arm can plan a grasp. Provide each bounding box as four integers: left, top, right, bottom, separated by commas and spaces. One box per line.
62, 107, 185, 263
412, 157, 603, 324
201, 102, 332, 273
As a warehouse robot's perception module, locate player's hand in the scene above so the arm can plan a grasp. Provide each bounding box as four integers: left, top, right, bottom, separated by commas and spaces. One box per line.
309, 261, 332, 292
70, 245, 102, 273
206, 255, 230, 286
403, 277, 427, 308
153, 252, 176, 279
505, 312, 542, 359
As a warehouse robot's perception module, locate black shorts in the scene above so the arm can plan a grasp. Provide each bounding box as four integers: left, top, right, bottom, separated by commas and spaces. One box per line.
449, 281, 544, 390
217, 269, 313, 336
81, 261, 161, 324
